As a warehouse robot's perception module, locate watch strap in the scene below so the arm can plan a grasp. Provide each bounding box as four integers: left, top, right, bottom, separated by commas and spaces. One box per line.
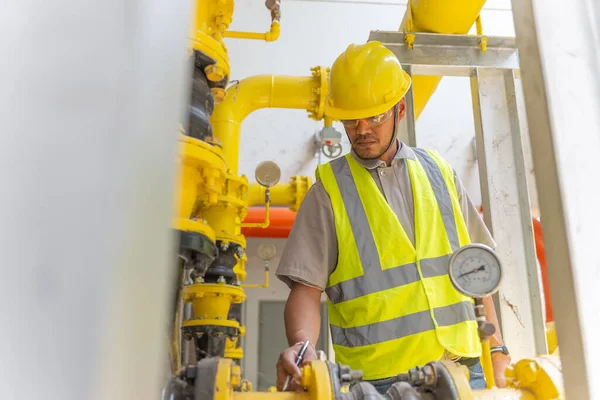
490, 345, 509, 355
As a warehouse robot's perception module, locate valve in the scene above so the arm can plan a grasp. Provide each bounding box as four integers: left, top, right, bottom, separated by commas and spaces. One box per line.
315, 126, 343, 159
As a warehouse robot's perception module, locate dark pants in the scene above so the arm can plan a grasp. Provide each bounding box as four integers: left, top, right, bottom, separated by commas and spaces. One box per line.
367, 359, 486, 395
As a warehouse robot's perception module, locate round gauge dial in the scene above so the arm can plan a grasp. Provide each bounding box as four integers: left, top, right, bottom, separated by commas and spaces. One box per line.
448, 244, 502, 298
257, 243, 276, 261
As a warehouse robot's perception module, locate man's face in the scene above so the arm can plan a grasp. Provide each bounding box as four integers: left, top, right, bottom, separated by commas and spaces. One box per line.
342, 98, 406, 160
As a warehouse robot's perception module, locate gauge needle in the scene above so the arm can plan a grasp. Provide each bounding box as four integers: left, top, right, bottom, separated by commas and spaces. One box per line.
458, 265, 486, 279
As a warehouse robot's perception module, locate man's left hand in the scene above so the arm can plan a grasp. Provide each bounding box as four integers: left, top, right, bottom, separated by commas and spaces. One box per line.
492, 352, 511, 388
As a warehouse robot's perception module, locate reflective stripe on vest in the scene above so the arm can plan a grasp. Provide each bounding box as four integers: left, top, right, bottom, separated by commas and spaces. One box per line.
316, 148, 481, 380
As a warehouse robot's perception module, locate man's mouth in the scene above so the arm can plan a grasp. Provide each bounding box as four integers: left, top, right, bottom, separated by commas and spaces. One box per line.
356, 141, 376, 146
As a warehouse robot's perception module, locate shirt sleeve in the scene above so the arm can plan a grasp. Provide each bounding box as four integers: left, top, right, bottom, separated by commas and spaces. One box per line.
453, 171, 497, 249
275, 180, 338, 291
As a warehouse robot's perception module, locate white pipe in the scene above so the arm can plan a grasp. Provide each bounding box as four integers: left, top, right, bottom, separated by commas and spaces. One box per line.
0, 1, 191, 399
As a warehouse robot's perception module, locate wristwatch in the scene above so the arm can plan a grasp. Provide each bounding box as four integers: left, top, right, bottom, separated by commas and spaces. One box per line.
490, 345, 510, 355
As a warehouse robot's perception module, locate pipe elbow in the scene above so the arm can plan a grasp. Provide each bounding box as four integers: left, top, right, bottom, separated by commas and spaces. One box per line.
210, 71, 327, 173
265, 21, 281, 42
211, 74, 324, 136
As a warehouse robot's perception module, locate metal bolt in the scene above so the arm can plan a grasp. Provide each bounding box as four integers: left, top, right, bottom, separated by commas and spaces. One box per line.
217, 276, 226, 283
211, 87, 226, 103
205, 65, 225, 82
236, 249, 245, 260
350, 370, 363, 381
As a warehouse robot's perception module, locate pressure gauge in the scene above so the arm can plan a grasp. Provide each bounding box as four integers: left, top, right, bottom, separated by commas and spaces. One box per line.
257, 243, 276, 261
448, 244, 502, 298
255, 161, 281, 188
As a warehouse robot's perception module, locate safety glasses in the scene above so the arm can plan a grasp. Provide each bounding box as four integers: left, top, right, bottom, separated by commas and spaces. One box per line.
341, 107, 394, 129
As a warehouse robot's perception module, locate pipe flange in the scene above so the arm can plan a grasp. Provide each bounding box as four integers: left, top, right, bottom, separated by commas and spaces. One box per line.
290, 176, 312, 212
308, 66, 329, 121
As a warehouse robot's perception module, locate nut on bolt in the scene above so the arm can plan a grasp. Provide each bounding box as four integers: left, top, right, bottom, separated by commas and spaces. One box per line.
205, 65, 225, 82
211, 88, 226, 103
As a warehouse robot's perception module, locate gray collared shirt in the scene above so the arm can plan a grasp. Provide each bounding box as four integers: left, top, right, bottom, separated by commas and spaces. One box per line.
276, 141, 496, 291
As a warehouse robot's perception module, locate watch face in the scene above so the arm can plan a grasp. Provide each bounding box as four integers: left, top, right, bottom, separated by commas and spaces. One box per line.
448, 244, 503, 298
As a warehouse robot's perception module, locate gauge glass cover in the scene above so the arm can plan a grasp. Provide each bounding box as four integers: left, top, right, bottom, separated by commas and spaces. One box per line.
448, 244, 502, 298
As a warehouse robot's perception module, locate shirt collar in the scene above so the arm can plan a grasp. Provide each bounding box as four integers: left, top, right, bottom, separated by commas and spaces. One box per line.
350, 140, 416, 170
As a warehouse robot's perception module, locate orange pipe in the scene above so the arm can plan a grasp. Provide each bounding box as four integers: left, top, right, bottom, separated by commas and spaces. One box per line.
241, 207, 296, 238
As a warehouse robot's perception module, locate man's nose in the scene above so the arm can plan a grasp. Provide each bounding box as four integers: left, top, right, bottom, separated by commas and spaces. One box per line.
356, 120, 371, 135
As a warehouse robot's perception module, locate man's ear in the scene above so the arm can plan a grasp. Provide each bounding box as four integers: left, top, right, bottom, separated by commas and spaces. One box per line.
398, 98, 407, 121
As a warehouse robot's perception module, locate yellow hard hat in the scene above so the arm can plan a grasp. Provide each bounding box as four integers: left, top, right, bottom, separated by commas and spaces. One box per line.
325, 41, 411, 121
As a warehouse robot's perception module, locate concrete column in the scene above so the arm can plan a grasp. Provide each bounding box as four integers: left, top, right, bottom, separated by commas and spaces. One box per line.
0, 2, 191, 399
511, 0, 600, 398
470, 68, 547, 360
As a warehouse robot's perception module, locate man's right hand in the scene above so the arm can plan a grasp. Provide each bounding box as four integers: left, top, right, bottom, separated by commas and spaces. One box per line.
276, 342, 318, 391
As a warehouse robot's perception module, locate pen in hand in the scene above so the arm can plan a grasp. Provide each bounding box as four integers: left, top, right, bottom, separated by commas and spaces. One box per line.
282, 340, 311, 391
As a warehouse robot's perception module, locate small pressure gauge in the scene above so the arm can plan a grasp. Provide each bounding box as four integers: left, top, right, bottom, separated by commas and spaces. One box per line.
255, 161, 281, 188
448, 244, 502, 298
257, 243, 276, 261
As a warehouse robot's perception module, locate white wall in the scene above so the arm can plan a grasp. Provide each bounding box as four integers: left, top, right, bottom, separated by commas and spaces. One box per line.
225, 0, 536, 384
226, 0, 521, 207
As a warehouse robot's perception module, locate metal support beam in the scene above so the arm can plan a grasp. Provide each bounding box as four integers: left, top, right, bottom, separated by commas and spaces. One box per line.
511, 0, 600, 398
374, 28, 548, 359
0, 2, 191, 399
401, 64, 417, 147
369, 31, 520, 77
470, 68, 547, 360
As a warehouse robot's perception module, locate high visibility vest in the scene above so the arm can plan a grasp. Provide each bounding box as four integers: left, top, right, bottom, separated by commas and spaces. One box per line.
316, 148, 482, 380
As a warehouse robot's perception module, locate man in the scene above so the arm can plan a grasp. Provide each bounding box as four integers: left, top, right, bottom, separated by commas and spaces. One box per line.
275, 41, 511, 394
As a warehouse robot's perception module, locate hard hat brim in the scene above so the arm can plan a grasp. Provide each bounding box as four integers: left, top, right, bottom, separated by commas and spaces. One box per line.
324, 79, 411, 121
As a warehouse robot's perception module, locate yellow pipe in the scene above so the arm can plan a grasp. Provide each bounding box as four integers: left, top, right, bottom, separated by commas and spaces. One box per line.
480, 339, 496, 389
241, 202, 270, 228
224, 21, 281, 42
242, 267, 269, 289
248, 177, 313, 211
248, 183, 293, 207
398, 0, 487, 119
211, 71, 327, 174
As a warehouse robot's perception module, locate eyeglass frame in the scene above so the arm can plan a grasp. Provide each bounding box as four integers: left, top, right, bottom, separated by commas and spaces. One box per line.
340, 106, 396, 129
